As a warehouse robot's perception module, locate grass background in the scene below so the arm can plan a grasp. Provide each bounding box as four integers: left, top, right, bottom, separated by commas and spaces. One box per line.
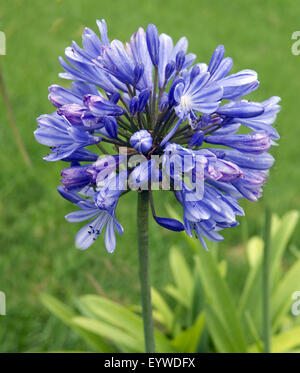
0, 0, 299, 352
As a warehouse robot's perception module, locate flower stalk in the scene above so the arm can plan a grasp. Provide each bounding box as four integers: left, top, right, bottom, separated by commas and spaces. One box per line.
137, 191, 156, 353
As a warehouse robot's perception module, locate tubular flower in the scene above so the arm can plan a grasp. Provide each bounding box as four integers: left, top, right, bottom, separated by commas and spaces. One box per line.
35, 20, 281, 252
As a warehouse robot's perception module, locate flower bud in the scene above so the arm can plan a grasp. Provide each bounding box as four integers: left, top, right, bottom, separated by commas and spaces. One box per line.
175, 50, 185, 71
165, 61, 176, 81
130, 130, 153, 152
146, 24, 160, 67
159, 92, 169, 112
129, 96, 139, 116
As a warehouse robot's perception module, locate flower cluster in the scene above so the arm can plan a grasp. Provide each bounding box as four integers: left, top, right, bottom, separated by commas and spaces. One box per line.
35, 20, 281, 252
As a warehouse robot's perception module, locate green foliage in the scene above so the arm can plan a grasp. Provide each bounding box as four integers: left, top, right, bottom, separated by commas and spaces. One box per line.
195, 210, 300, 352
42, 211, 300, 352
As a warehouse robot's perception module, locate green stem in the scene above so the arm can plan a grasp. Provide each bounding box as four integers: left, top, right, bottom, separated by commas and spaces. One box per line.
263, 208, 271, 353
96, 142, 109, 154
137, 191, 156, 353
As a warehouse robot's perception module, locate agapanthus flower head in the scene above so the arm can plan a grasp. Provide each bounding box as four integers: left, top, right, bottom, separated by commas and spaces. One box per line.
35, 20, 281, 253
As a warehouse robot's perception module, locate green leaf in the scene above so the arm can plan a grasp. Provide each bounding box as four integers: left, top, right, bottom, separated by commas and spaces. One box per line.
169, 247, 194, 308
151, 287, 174, 331
80, 295, 143, 336
218, 260, 227, 278
246, 236, 263, 268
40, 293, 114, 352
164, 284, 189, 308
270, 210, 299, 287
238, 236, 264, 339
204, 303, 237, 353
190, 266, 205, 325
248, 326, 300, 353
238, 252, 262, 337
194, 251, 247, 352
238, 211, 299, 338
272, 259, 300, 330
244, 311, 263, 352
40, 293, 75, 323
72, 316, 144, 352
272, 326, 300, 352
171, 312, 205, 353
80, 294, 176, 353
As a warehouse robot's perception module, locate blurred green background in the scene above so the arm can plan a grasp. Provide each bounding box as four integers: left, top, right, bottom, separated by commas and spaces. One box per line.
0, 0, 299, 352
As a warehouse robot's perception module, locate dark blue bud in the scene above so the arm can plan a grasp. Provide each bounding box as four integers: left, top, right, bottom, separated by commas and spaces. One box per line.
133, 63, 144, 85
129, 96, 139, 116
175, 50, 185, 71
190, 65, 200, 82
70, 160, 80, 167
138, 89, 150, 111
102, 116, 118, 138
154, 216, 184, 232
146, 24, 160, 66
165, 61, 176, 81
188, 131, 204, 147
159, 92, 169, 112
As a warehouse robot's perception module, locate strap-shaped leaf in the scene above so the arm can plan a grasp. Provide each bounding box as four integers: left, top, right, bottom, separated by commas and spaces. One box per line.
151, 287, 174, 331
72, 316, 144, 352
248, 326, 300, 353
270, 210, 299, 288
168, 247, 194, 308
171, 312, 205, 353
80, 294, 176, 352
194, 252, 247, 352
272, 259, 300, 330
40, 293, 114, 352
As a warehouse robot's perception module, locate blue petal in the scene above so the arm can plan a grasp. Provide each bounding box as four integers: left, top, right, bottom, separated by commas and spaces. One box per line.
105, 217, 117, 253
75, 213, 109, 250
66, 208, 99, 222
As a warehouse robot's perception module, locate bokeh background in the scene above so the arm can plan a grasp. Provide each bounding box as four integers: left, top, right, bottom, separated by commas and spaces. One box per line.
0, 0, 299, 352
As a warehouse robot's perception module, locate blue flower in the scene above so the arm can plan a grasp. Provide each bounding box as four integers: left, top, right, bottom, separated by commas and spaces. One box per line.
60, 172, 127, 252
35, 20, 281, 252
35, 113, 101, 161
173, 72, 223, 119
